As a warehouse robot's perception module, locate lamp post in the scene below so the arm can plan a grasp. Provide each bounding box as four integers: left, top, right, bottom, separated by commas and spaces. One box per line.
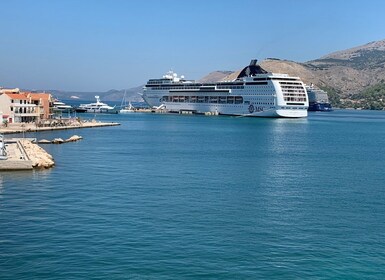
21, 123, 25, 140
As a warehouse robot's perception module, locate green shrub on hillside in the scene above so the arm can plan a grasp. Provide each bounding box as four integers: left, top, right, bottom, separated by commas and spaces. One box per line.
350, 83, 385, 110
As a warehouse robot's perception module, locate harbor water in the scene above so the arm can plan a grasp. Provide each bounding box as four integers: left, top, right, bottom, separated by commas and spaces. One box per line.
1, 110, 385, 279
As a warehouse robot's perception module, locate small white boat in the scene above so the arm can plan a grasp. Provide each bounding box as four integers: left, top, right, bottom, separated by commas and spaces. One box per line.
78, 96, 117, 114
119, 91, 136, 113
120, 102, 135, 113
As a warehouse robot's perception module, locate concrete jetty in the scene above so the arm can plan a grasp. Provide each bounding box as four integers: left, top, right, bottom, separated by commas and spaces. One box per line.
1, 139, 32, 170
0, 138, 55, 170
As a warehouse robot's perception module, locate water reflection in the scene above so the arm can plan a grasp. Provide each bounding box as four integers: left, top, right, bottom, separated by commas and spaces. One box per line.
0, 174, 3, 196
309, 109, 385, 123
264, 117, 312, 190
0, 169, 53, 189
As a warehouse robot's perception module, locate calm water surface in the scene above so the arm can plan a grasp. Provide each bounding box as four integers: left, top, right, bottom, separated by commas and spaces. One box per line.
1, 110, 385, 279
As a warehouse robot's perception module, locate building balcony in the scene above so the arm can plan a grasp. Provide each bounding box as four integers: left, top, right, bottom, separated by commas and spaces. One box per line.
14, 112, 40, 117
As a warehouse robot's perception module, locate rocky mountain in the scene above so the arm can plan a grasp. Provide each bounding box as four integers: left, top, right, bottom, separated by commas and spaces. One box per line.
304, 39, 385, 95
198, 71, 233, 83
200, 39, 385, 108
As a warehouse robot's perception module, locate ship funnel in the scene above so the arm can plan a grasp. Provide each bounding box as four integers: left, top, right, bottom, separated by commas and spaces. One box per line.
250, 59, 258, 66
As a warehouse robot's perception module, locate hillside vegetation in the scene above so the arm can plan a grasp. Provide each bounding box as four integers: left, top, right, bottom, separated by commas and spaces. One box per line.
344, 83, 385, 109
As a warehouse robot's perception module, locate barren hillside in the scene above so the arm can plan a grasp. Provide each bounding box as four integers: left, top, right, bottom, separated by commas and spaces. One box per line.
200, 38, 385, 98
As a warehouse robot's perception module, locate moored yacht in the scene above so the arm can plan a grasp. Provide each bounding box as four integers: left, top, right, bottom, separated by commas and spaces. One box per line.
53, 99, 74, 113
77, 96, 117, 113
142, 60, 308, 118
119, 90, 136, 113
120, 102, 135, 113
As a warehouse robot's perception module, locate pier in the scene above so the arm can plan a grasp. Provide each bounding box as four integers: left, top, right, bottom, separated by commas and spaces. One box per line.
0, 138, 56, 170
0, 138, 35, 170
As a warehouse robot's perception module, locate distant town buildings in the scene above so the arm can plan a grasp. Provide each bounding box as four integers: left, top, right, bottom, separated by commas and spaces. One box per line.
0, 87, 54, 124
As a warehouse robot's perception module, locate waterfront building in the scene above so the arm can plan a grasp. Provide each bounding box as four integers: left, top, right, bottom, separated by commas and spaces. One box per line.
0, 89, 53, 123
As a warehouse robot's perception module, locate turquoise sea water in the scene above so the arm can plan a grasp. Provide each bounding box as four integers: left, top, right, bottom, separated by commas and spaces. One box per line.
1, 110, 385, 279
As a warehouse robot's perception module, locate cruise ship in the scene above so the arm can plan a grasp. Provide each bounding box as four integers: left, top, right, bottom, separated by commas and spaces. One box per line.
142, 60, 308, 118
306, 85, 332, 111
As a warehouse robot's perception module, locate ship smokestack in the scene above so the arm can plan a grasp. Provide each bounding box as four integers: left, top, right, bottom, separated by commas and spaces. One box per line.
250, 59, 258, 66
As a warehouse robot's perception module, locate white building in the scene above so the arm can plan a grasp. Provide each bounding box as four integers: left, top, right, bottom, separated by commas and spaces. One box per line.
0, 90, 53, 123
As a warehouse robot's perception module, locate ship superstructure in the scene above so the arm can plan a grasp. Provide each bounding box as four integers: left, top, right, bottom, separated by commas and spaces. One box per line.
142, 60, 308, 118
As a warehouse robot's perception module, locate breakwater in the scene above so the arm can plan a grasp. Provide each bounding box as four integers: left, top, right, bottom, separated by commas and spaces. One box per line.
0, 138, 54, 170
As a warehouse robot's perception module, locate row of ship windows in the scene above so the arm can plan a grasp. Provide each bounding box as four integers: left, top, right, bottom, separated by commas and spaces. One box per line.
151, 86, 246, 90
280, 107, 307, 110
151, 87, 306, 95
281, 86, 305, 90
151, 88, 275, 95
284, 97, 307, 102
244, 100, 275, 105
153, 86, 199, 90
283, 93, 307, 97
149, 84, 303, 90
216, 86, 243, 89
282, 91, 306, 95
163, 96, 276, 105
279, 82, 303, 85
163, 96, 244, 104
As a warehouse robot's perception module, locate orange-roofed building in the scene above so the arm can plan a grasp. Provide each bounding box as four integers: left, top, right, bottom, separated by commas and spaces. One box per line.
0, 90, 53, 123
29, 92, 54, 119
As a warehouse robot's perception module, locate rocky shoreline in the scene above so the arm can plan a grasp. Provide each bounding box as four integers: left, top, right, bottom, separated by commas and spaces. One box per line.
20, 139, 55, 169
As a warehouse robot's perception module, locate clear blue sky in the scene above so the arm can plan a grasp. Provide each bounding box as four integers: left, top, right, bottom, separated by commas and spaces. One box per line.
1, 0, 384, 91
